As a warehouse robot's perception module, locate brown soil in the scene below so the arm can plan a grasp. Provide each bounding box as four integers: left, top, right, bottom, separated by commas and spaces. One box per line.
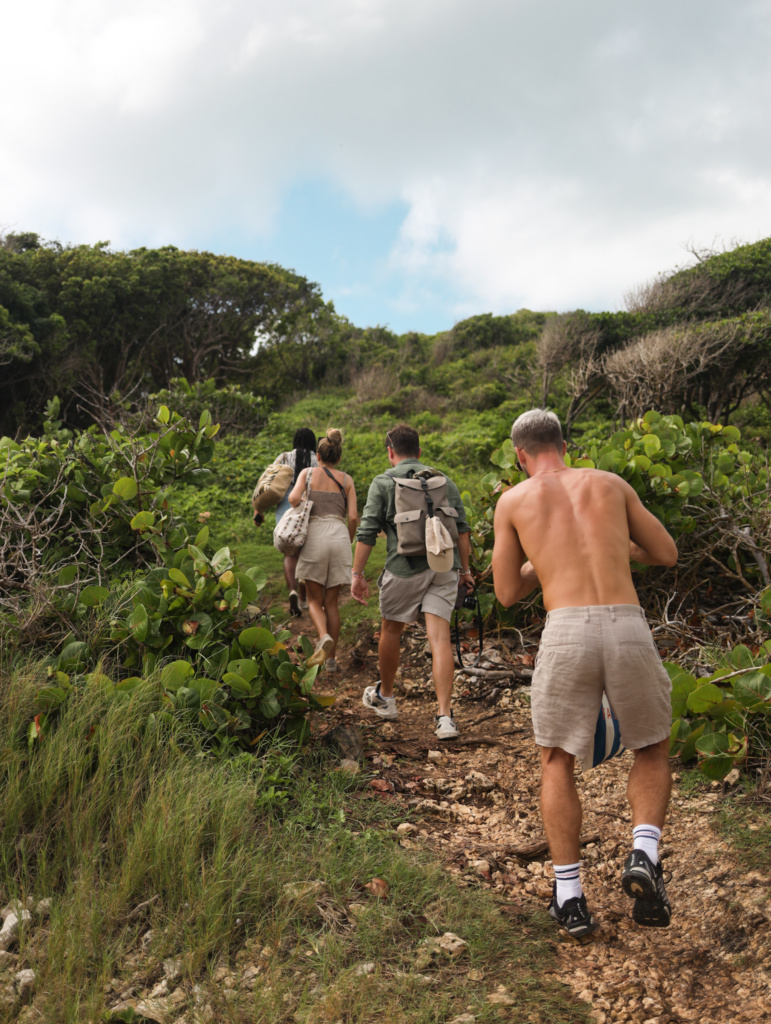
298, 613, 771, 1024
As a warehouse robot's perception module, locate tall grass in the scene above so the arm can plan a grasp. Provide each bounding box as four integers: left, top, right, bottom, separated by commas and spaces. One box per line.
0, 664, 587, 1023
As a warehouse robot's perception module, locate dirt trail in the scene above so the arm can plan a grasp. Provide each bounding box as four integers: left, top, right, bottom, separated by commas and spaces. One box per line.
293, 611, 771, 1024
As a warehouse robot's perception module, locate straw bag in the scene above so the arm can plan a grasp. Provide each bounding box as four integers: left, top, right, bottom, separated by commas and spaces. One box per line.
273, 471, 313, 555
252, 460, 293, 515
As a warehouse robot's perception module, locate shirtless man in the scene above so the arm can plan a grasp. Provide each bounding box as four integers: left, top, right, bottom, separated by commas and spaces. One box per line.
492, 409, 678, 937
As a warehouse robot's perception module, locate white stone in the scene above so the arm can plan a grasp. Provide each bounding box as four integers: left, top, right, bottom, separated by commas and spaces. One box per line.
34, 898, 52, 920
420, 932, 468, 958
15, 969, 36, 1003
0, 911, 32, 953
282, 881, 326, 899
353, 962, 376, 976
163, 958, 184, 983
486, 992, 514, 1006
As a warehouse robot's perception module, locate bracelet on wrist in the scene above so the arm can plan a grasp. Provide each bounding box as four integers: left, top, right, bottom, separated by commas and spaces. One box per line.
352, 570, 366, 578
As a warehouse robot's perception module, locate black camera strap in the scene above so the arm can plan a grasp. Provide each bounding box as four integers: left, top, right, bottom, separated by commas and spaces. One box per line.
454, 589, 483, 668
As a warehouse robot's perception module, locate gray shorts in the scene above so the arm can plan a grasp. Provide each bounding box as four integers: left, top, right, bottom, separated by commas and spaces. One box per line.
378, 568, 457, 623
530, 605, 672, 762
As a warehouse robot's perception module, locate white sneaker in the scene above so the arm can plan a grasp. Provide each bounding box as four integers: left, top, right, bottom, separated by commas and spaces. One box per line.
435, 713, 459, 740
362, 683, 398, 720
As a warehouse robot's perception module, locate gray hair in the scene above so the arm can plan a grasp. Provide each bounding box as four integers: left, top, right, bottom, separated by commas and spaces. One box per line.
510, 409, 564, 454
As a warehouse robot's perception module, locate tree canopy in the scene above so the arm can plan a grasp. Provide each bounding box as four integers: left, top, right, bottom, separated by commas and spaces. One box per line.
0, 235, 332, 435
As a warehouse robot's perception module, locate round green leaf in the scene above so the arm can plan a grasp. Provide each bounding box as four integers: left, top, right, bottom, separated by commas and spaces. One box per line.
35, 686, 68, 711
161, 660, 194, 691
129, 605, 149, 642
239, 626, 277, 651
686, 683, 724, 714
698, 755, 736, 781
130, 510, 156, 531
730, 644, 756, 669
58, 565, 79, 586
190, 677, 219, 701
223, 673, 253, 696
232, 572, 259, 605
113, 477, 138, 501
168, 568, 192, 588
115, 677, 143, 693
211, 546, 233, 574
733, 672, 771, 709
59, 641, 90, 670
227, 658, 260, 682
80, 585, 109, 607
245, 565, 268, 590
720, 425, 741, 442
679, 721, 706, 762
259, 692, 282, 719
641, 434, 661, 457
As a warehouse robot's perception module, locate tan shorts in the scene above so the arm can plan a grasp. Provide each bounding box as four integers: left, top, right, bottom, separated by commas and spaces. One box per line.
378, 568, 457, 623
296, 517, 352, 589
530, 605, 672, 763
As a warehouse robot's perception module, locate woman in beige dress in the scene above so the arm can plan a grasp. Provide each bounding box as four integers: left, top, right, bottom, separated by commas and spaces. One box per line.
287, 429, 358, 671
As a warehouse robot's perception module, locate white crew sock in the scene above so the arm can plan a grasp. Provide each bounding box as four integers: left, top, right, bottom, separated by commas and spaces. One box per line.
633, 824, 662, 865
553, 862, 582, 906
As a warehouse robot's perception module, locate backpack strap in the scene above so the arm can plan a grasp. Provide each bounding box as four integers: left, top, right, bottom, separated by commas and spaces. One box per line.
321, 466, 347, 497
419, 476, 435, 518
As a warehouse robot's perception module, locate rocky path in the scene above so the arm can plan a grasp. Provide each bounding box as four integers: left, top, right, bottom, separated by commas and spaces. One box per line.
311, 618, 771, 1024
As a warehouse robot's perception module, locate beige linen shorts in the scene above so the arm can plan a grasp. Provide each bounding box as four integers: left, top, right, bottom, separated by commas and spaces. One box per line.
530, 605, 672, 762
296, 517, 352, 589
378, 567, 457, 623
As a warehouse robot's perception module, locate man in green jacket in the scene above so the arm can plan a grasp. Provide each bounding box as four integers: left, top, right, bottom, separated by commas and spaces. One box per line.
351, 424, 473, 739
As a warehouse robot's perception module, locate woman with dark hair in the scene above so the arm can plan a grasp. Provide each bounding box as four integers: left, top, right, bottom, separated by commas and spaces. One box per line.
288, 429, 358, 672
274, 428, 317, 617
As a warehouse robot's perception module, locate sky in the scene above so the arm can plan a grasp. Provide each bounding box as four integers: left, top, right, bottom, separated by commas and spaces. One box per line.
2, 0, 771, 335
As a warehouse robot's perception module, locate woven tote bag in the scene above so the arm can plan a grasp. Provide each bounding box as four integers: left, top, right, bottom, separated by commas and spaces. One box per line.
273, 471, 313, 556
252, 460, 293, 514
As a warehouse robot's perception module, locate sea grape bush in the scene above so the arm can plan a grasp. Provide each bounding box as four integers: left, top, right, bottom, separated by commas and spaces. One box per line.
0, 396, 219, 611
667, 589, 771, 779
2, 400, 331, 755
473, 411, 769, 590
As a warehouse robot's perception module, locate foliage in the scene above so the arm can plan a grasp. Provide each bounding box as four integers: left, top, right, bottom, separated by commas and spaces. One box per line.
464, 413, 770, 627
128, 377, 271, 436
0, 396, 217, 623
667, 597, 771, 780
0, 665, 586, 1024
0, 237, 330, 435
638, 237, 771, 319
1, 401, 332, 752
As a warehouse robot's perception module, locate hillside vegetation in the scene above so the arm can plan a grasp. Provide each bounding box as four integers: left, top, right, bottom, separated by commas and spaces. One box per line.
1, 230, 770, 1020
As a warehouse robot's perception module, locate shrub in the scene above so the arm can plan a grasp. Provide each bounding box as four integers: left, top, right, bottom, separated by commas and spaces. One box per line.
668, 602, 771, 782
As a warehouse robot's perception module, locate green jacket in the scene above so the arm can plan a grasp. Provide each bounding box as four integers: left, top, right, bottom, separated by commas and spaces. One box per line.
356, 458, 470, 577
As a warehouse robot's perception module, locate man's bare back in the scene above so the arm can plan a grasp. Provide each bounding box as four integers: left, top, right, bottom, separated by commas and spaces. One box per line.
491, 410, 678, 937
493, 464, 678, 611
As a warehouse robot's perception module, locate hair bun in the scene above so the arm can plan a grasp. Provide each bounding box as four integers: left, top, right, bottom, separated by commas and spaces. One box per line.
326, 428, 342, 444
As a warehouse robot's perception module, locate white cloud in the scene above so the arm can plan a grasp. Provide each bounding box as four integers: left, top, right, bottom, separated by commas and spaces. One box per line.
2, 0, 771, 324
